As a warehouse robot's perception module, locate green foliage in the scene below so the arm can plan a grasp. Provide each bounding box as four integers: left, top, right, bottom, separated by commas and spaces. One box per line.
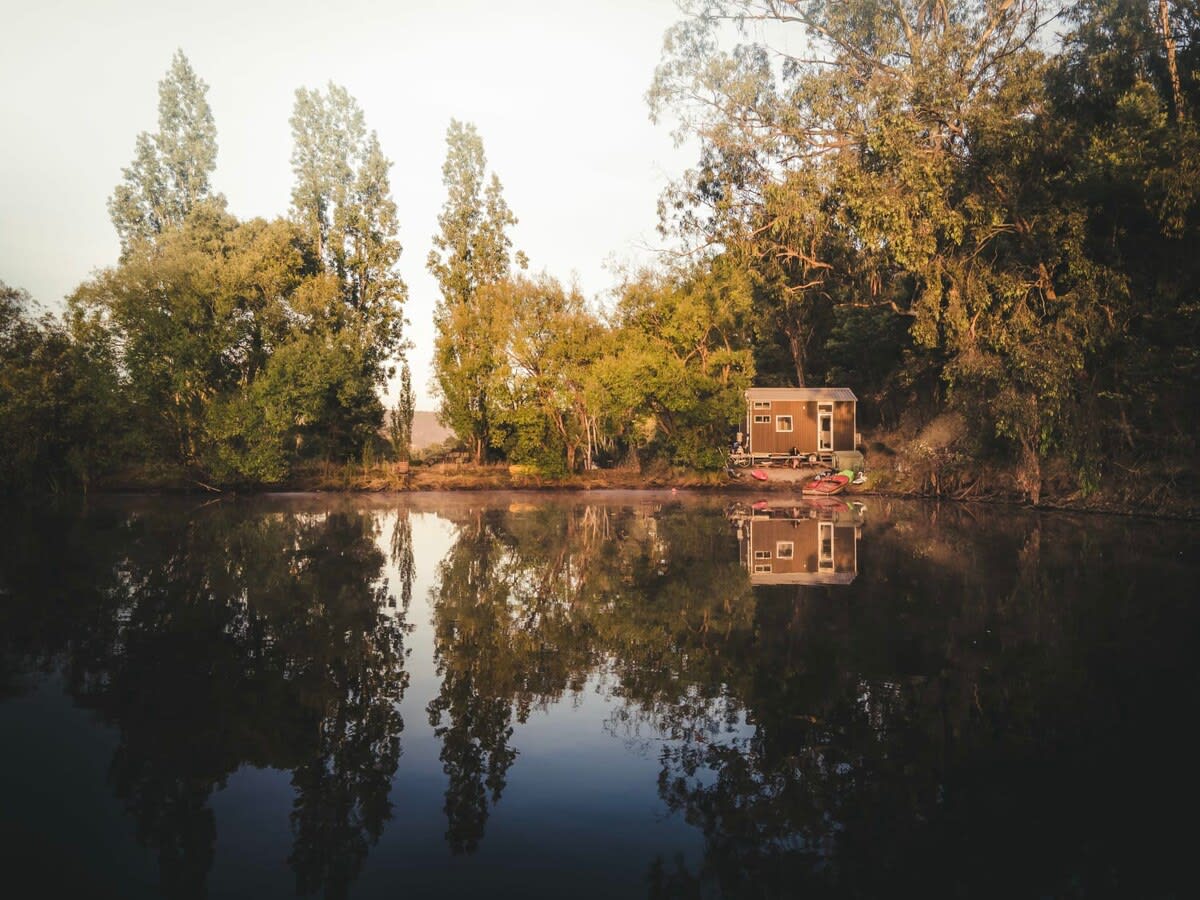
0, 282, 123, 493
387, 361, 415, 462
289, 84, 407, 365
597, 261, 756, 469
109, 50, 222, 255
19, 5, 1200, 493
428, 120, 527, 463
491, 274, 606, 473
62, 76, 408, 488
492, 403, 568, 476
651, 0, 1200, 495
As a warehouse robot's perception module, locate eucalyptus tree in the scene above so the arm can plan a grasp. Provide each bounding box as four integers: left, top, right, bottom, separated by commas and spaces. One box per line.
109, 50, 221, 255
1046, 0, 1200, 470
427, 119, 526, 463
652, 1, 1109, 498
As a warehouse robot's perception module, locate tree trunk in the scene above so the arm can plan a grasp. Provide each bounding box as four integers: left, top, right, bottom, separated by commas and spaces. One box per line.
1159, 1, 1185, 122
785, 325, 807, 387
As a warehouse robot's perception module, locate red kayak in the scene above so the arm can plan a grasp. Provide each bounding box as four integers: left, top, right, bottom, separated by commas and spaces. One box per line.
750, 469, 769, 481
802, 474, 848, 496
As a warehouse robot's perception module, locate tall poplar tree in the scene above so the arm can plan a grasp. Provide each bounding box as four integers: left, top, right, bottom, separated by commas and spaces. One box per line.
388, 361, 415, 461
289, 84, 406, 361
427, 120, 525, 463
109, 50, 220, 255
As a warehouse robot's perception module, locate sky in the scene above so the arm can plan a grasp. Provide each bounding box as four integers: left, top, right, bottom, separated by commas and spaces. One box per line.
0, 0, 696, 408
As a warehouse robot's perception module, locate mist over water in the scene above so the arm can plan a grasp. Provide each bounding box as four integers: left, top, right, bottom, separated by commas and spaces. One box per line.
1, 493, 1194, 898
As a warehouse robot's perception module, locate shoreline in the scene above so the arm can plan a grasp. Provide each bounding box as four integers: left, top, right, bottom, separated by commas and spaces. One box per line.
81, 463, 1199, 522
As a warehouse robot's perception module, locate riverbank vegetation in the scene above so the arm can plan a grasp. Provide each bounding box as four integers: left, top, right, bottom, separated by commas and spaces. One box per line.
2, 3, 1198, 510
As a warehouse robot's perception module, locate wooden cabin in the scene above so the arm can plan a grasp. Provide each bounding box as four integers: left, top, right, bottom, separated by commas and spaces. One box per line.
742, 387, 858, 464
732, 503, 860, 586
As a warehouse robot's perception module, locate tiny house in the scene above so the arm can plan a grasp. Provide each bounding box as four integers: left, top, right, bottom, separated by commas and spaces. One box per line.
742, 387, 858, 463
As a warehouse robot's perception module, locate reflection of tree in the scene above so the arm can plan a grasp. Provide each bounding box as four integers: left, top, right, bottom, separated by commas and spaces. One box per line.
5, 498, 1195, 894
644, 507, 1199, 898
426, 502, 755, 852
391, 508, 415, 613
0, 500, 409, 900
278, 513, 407, 899
426, 509, 523, 853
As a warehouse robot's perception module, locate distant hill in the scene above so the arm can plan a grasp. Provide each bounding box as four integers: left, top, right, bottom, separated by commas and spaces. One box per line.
412, 411, 453, 451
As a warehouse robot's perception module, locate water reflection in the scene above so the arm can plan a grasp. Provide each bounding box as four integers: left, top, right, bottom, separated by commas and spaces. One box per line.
728, 499, 864, 585
0, 500, 412, 899
1, 496, 1195, 898
425, 502, 752, 852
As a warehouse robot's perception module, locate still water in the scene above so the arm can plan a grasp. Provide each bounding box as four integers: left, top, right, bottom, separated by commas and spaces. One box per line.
0, 492, 1194, 898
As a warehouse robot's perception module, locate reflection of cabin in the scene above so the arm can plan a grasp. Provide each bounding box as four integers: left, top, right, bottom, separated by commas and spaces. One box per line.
731, 503, 860, 585
743, 388, 858, 464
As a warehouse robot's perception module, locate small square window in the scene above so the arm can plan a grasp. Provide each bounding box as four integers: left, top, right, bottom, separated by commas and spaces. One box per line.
754, 550, 771, 559
753, 564, 773, 573
753, 415, 770, 424
753, 400, 771, 409
776, 541, 794, 560
776, 415, 793, 432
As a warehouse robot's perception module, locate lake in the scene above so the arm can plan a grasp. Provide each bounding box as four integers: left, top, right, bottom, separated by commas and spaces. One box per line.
0, 492, 1194, 898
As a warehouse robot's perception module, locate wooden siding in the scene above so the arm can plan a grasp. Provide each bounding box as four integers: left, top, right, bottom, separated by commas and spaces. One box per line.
749, 399, 819, 453
746, 395, 855, 454
833, 401, 855, 452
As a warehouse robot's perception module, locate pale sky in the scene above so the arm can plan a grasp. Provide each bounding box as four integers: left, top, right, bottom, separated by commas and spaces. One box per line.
0, 0, 695, 408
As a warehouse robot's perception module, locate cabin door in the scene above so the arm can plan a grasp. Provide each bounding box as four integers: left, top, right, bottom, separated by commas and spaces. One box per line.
818, 404, 834, 452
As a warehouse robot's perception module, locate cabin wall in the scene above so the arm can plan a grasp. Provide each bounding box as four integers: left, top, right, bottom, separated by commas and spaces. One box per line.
833, 401, 856, 451
745, 393, 857, 456
747, 400, 818, 454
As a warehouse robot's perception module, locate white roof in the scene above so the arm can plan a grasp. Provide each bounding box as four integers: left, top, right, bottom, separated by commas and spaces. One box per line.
745, 387, 857, 402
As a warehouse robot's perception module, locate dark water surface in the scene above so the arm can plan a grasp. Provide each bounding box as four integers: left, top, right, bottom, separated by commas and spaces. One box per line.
0, 492, 1194, 898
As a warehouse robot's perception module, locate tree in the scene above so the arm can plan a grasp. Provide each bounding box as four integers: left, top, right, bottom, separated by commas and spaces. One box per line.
75, 208, 295, 465
1042, 0, 1200, 475
427, 120, 526, 463
1, 282, 122, 493
595, 260, 756, 469
109, 50, 221, 254
486, 274, 607, 473
387, 361, 415, 462
651, 2, 1126, 497
289, 84, 407, 365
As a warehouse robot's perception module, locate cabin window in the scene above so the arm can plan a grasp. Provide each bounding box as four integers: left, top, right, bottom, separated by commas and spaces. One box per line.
753, 415, 770, 424
753, 400, 771, 409
775, 541, 794, 560
776, 415, 793, 432
753, 564, 772, 573
754, 550, 771, 559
